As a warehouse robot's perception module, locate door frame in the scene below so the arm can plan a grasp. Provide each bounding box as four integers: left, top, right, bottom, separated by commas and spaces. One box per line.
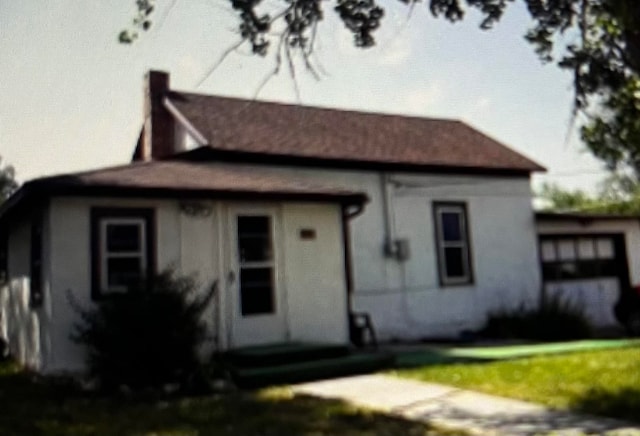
226, 204, 289, 348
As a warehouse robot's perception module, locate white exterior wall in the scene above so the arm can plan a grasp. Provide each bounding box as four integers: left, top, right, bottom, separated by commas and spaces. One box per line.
42, 196, 348, 373
536, 219, 640, 285
197, 163, 541, 340
282, 203, 348, 344
366, 175, 540, 339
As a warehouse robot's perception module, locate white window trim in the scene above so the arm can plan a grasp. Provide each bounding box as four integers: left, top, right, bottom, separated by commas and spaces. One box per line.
99, 218, 147, 294
434, 203, 472, 286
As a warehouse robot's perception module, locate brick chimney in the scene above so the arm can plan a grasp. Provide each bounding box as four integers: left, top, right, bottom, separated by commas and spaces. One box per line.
141, 70, 175, 160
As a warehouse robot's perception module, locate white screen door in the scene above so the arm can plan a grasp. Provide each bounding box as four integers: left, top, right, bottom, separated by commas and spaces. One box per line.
229, 208, 287, 347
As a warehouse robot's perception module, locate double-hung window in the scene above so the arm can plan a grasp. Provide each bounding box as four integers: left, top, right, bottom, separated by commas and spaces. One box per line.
91, 208, 155, 299
433, 202, 473, 286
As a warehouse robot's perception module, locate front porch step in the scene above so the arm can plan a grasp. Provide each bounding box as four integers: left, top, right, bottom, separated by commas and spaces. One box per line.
224, 342, 350, 368
231, 352, 395, 388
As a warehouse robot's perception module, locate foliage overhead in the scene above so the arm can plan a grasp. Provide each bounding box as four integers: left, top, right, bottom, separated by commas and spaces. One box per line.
538, 176, 640, 214
0, 157, 17, 203
121, 1, 640, 177
70, 269, 217, 391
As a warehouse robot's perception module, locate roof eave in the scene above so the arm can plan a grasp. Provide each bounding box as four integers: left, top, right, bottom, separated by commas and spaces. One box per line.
535, 211, 640, 221
0, 181, 368, 224
174, 146, 544, 176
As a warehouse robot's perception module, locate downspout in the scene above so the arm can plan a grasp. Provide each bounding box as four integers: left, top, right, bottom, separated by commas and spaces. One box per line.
380, 173, 396, 256
342, 202, 366, 315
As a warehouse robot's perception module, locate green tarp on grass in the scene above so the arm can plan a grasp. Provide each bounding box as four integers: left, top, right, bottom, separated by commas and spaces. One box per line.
394, 339, 640, 367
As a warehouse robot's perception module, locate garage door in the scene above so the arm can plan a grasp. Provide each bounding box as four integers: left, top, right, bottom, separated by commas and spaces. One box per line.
539, 234, 630, 328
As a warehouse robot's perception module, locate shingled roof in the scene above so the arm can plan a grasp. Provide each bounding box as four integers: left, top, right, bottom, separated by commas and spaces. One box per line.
0, 161, 368, 224
165, 91, 545, 175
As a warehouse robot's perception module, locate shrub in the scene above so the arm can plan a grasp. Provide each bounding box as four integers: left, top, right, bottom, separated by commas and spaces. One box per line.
70, 269, 216, 391
480, 294, 593, 341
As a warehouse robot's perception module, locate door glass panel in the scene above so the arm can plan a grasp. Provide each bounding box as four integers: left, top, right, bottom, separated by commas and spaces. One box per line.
237, 215, 276, 316
240, 267, 274, 315
238, 216, 272, 262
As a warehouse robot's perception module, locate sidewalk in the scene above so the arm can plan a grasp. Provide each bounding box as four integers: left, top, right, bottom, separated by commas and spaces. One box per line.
291, 374, 640, 435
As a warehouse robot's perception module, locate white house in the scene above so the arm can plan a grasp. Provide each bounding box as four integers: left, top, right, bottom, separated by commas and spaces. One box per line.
0, 70, 545, 373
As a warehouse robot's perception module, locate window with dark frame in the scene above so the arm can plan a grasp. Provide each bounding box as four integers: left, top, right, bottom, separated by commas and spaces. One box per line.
91, 208, 155, 299
539, 236, 619, 281
433, 202, 473, 286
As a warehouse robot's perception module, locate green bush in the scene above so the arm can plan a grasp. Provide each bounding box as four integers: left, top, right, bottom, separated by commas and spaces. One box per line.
480, 294, 593, 341
70, 270, 216, 391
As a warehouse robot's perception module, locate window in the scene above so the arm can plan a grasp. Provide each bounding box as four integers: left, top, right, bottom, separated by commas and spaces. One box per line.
91, 208, 155, 299
237, 215, 275, 316
433, 202, 473, 286
540, 235, 621, 281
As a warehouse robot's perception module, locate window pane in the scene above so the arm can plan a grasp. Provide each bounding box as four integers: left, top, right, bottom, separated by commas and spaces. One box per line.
444, 247, 466, 278
577, 238, 596, 260
238, 216, 272, 262
558, 239, 576, 261
441, 212, 462, 242
540, 240, 556, 262
596, 238, 614, 259
558, 261, 579, 279
240, 267, 274, 315
238, 216, 269, 235
107, 224, 141, 252
107, 256, 143, 288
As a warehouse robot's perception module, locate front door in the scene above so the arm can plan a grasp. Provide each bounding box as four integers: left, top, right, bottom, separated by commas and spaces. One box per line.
229, 208, 287, 347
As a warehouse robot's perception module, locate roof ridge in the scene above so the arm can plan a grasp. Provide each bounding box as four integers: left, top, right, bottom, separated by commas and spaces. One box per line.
167, 90, 462, 124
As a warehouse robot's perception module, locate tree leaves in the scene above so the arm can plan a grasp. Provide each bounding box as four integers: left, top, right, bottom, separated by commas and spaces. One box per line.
0, 157, 18, 203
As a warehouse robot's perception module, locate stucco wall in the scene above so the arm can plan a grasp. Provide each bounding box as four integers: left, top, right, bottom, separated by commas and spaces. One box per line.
200, 163, 541, 340
43, 197, 349, 372
47, 197, 184, 372
282, 203, 348, 344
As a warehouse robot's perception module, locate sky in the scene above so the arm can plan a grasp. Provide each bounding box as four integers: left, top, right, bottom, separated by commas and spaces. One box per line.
0, 0, 608, 193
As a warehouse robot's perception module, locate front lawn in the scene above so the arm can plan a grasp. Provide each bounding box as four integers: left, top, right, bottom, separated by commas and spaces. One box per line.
0, 361, 457, 436
395, 345, 640, 422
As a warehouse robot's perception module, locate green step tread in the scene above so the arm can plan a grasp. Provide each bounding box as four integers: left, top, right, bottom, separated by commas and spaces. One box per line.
234, 353, 394, 379
226, 342, 347, 358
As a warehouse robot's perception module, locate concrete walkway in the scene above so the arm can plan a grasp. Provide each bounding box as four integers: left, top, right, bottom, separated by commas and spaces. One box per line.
291, 374, 640, 435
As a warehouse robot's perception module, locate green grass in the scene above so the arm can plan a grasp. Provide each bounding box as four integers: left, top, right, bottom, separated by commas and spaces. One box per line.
395, 345, 640, 422
0, 360, 460, 436
394, 339, 640, 367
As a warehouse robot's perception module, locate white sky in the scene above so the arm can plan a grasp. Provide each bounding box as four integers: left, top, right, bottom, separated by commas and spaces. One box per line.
0, 0, 607, 193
